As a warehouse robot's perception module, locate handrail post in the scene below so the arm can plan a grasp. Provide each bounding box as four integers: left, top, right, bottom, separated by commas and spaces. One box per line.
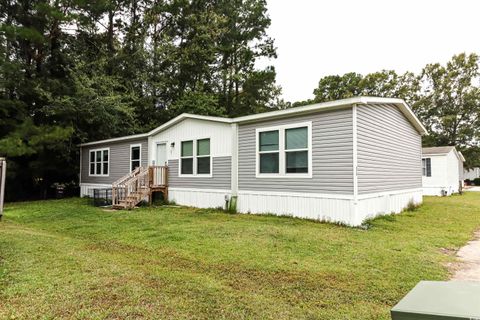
149, 166, 153, 187
165, 166, 168, 187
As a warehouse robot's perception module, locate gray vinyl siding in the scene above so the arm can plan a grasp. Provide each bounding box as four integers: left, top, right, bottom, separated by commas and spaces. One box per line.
357, 104, 422, 194
81, 138, 148, 184
238, 108, 354, 194
168, 156, 231, 190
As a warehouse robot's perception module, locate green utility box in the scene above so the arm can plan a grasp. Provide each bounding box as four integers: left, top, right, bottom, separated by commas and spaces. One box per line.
391, 281, 480, 320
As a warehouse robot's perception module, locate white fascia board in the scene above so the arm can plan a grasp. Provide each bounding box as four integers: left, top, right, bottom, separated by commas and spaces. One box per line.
234, 97, 370, 123
391, 100, 428, 136
422, 153, 447, 157
79, 96, 428, 147
79, 133, 148, 147
147, 113, 234, 136
233, 96, 428, 136
422, 149, 460, 158
79, 114, 233, 147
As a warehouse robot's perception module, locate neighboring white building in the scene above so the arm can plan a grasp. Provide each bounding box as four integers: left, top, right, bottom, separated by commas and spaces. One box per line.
464, 167, 480, 181
422, 146, 465, 196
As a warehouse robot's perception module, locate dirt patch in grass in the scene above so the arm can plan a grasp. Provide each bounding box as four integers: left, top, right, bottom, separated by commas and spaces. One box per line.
450, 230, 480, 281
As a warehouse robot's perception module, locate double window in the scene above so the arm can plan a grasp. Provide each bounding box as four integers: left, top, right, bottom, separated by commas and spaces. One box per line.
130, 144, 141, 171
180, 138, 211, 176
256, 122, 312, 178
89, 148, 109, 176
422, 158, 431, 177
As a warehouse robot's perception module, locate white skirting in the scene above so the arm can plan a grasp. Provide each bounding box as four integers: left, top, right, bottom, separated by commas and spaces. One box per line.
237, 188, 423, 227
237, 190, 355, 225
422, 186, 458, 196
80, 184, 423, 226
355, 188, 423, 225
80, 183, 112, 197
168, 188, 230, 209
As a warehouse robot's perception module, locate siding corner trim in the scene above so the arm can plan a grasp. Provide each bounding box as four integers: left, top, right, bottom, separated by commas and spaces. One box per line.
352, 104, 358, 202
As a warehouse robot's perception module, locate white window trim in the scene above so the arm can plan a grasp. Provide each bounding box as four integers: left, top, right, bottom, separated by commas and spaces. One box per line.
422, 157, 431, 177
255, 121, 312, 179
179, 137, 212, 178
88, 147, 110, 177
130, 143, 142, 172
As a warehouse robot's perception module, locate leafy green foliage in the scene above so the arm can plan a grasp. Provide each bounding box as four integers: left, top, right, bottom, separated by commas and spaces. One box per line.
418, 53, 480, 151
310, 70, 420, 105
0, 0, 281, 200
169, 91, 225, 117
306, 54, 480, 167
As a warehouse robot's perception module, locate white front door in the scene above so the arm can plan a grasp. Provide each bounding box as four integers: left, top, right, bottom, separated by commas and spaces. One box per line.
156, 143, 167, 166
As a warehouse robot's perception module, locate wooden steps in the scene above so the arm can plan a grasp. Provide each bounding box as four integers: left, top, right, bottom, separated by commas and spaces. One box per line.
111, 166, 168, 210
112, 192, 143, 209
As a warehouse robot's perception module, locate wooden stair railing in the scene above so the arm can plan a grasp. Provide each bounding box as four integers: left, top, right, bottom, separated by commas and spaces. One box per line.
111, 166, 142, 207
112, 166, 168, 209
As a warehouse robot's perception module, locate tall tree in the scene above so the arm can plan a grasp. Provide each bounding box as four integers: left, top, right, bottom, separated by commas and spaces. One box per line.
216, 0, 277, 116
0, 0, 282, 201
0, 0, 77, 199
417, 53, 480, 148
299, 53, 480, 167
309, 70, 420, 105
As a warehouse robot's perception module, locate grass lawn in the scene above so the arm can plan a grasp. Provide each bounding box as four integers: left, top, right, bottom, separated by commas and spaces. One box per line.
0, 193, 479, 319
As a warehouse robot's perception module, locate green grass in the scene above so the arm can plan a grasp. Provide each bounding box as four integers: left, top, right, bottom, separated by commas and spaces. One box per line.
0, 193, 479, 319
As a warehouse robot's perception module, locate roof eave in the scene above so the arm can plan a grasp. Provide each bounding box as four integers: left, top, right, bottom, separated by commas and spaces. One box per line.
422, 152, 449, 156
79, 113, 234, 147
78, 133, 149, 147
390, 101, 428, 136
79, 96, 428, 147
147, 113, 233, 136
234, 96, 428, 136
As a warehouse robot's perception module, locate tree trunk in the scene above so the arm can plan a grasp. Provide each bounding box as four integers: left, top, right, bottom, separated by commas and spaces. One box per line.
107, 9, 115, 75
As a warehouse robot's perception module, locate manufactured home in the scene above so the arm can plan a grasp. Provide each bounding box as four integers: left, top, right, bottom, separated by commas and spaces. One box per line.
464, 167, 480, 181
421, 146, 465, 196
79, 97, 427, 226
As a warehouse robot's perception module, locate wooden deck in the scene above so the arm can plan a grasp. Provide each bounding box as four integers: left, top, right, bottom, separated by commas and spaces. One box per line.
112, 166, 168, 209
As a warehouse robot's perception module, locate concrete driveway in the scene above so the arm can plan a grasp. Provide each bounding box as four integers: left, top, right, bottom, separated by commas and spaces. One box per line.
465, 186, 480, 192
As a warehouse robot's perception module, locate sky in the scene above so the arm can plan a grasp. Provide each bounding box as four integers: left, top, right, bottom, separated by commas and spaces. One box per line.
261, 0, 480, 103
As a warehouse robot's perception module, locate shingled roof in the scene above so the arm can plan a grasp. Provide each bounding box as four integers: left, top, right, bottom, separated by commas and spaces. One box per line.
422, 146, 456, 155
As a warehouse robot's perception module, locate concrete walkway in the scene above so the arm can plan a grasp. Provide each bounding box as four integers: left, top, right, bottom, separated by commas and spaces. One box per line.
465, 186, 480, 192
451, 230, 480, 281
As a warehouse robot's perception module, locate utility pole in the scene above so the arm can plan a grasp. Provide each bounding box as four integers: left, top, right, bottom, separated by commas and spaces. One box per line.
0, 158, 6, 220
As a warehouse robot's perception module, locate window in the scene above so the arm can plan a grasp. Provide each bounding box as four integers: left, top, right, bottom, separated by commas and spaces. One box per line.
256, 122, 312, 178
422, 158, 431, 177
180, 138, 211, 176
197, 139, 210, 174
259, 130, 279, 173
285, 127, 308, 173
89, 148, 109, 176
130, 144, 141, 171
181, 141, 193, 174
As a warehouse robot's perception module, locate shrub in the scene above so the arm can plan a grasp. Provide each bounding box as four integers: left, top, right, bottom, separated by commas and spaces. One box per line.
406, 200, 420, 212
474, 178, 480, 186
